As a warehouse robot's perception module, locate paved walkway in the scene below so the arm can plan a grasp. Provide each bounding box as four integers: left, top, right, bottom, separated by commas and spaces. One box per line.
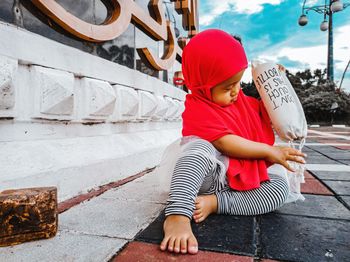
1, 126, 349, 262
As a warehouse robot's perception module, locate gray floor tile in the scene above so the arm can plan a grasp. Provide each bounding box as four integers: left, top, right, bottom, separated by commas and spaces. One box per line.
339, 160, 350, 165
323, 181, 350, 196
59, 197, 164, 239
312, 171, 350, 181
0, 230, 126, 262
305, 156, 339, 164
260, 214, 350, 262
325, 152, 350, 160
340, 196, 350, 207
100, 168, 171, 204
136, 211, 256, 256
274, 195, 350, 220
306, 145, 341, 153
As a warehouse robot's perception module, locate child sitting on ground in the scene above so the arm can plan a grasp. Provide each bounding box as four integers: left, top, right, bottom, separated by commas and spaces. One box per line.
159, 29, 306, 255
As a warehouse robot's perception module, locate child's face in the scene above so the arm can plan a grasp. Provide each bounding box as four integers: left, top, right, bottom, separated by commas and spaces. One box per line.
211, 70, 245, 107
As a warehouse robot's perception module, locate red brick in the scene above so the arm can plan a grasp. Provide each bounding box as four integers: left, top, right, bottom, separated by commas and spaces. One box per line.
309, 137, 350, 150
114, 241, 254, 262
301, 179, 333, 195
335, 145, 350, 150
304, 170, 315, 180
314, 127, 350, 132
328, 139, 350, 150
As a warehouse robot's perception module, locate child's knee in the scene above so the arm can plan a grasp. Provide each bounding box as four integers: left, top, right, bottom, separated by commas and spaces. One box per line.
183, 138, 216, 156
276, 177, 289, 204
178, 151, 212, 168
270, 174, 289, 205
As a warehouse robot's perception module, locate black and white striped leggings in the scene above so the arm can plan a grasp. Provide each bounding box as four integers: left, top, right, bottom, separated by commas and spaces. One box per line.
165, 139, 289, 219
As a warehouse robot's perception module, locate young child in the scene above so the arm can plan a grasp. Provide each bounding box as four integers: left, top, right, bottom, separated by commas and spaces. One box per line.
160, 29, 306, 255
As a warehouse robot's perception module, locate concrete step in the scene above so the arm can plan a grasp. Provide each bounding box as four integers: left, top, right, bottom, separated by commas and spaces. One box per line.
0, 167, 171, 262
0, 128, 179, 201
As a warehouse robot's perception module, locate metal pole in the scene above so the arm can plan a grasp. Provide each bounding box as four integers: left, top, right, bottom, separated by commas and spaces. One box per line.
327, 1, 334, 82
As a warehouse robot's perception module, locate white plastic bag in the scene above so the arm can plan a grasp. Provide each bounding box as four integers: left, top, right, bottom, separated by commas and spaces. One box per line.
252, 61, 307, 203
251, 61, 307, 141
267, 161, 304, 203
157, 136, 229, 188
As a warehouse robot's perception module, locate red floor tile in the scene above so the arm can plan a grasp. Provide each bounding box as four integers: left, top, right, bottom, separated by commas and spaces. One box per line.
328, 139, 350, 150
302, 170, 333, 195
301, 179, 333, 195
312, 127, 350, 132
335, 145, 350, 150
304, 170, 315, 180
114, 241, 254, 262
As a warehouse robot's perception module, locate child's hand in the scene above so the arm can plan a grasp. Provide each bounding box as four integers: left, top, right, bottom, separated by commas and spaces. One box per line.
277, 64, 286, 73
266, 146, 306, 172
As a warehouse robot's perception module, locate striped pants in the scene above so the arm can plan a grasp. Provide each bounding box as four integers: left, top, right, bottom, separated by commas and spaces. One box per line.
165, 139, 289, 219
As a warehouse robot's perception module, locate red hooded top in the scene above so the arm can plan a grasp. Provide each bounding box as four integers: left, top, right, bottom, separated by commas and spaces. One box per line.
181, 29, 275, 191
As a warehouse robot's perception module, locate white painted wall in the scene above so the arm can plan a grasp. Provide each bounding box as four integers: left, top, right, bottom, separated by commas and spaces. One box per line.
0, 22, 186, 201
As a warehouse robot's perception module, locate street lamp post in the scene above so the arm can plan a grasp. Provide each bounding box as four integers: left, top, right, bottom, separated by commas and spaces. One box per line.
298, 0, 350, 83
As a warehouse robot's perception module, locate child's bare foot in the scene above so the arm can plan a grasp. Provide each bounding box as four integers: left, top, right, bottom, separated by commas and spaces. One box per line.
160, 215, 198, 254
193, 194, 218, 223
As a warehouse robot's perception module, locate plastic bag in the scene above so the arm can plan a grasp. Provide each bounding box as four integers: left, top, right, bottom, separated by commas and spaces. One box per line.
267, 160, 305, 203
156, 136, 229, 191
252, 61, 307, 203
251, 61, 307, 141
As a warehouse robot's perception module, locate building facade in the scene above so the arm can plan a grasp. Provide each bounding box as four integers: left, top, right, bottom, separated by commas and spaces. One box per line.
0, 0, 198, 201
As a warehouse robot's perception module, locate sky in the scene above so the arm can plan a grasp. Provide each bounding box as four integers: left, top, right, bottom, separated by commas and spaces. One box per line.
198, 0, 350, 92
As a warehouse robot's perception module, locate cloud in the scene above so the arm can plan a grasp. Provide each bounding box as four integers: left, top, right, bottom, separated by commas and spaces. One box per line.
303, 0, 319, 6
199, 0, 284, 26
240, 24, 350, 91
251, 25, 350, 79
259, 45, 328, 72
333, 25, 350, 72
234, 0, 283, 14
277, 56, 306, 68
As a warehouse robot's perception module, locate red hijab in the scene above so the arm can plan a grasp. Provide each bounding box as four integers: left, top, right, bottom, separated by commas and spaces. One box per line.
181, 29, 275, 191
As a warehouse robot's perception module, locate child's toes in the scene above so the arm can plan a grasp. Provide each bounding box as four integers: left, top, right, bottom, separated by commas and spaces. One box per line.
195, 202, 202, 209
194, 215, 203, 223
174, 238, 181, 253
187, 236, 198, 254
193, 212, 202, 219
160, 236, 170, 251
180, 238, 187, 254
196, 216, 205, 223
193, 209, 201, 215
167, 237, 175, 252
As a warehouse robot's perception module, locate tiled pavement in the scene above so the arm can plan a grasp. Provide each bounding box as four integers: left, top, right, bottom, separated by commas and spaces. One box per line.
118, 127, 350, 262
1, 126, 349, 262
